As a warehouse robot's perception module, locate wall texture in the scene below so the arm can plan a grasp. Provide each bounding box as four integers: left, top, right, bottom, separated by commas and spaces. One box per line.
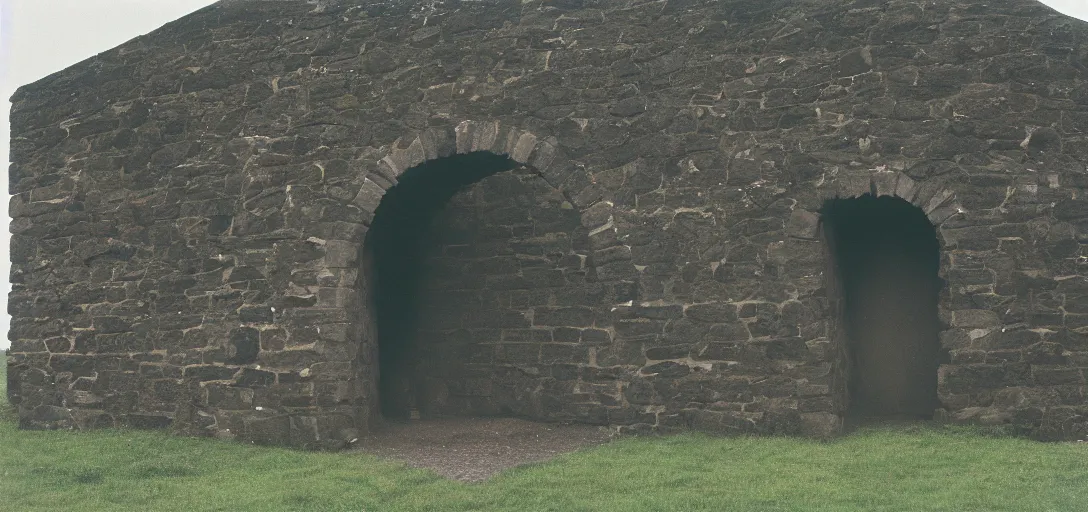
6, 0, 1088, 448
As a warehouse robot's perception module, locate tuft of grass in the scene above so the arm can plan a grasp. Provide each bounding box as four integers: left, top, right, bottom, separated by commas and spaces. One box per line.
1, 351, 1086, 511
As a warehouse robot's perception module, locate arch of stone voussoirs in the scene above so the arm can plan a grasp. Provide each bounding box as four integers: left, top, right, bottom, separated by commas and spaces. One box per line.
344, 118, 633, 288
788, 169, 965, 244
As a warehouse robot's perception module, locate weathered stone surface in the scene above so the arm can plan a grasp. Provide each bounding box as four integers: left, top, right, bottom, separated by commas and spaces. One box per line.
7, 0, 1088, 447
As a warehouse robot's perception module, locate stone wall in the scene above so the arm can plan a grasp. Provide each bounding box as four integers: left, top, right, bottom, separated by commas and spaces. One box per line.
7, 0, 1088, 447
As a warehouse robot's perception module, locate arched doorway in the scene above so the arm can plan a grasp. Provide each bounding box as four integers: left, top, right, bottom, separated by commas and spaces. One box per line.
364, 151, 515, 420
821, 194, 943, 421
361, 151, 591, 422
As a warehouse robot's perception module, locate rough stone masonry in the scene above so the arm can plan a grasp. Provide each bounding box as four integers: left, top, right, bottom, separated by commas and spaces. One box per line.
6, 0, 1088, 449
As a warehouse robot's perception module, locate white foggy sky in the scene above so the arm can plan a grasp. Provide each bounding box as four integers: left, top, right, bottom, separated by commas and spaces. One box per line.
1, 1, 1088, 351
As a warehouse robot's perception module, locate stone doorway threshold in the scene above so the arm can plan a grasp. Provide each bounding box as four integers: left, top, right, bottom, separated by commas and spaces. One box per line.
842, 414, 940, 433
353, 416, 615, 482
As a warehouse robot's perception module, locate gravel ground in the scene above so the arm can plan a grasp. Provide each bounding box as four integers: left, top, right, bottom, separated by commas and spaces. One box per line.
355, 417, 616, 482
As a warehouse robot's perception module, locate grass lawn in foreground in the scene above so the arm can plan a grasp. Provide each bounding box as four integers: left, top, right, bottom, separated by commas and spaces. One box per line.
1, 351, 1086, 511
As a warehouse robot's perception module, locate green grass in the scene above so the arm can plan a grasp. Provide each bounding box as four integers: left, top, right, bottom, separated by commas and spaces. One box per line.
1, 351, 1086, 511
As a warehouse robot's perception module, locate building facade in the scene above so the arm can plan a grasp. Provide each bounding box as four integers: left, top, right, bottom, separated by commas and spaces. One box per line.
6, 0, 1088, 448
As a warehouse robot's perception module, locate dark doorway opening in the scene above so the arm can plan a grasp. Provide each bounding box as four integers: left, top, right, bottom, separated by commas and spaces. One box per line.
821, 194, 942, 421
363, 152, 517, 421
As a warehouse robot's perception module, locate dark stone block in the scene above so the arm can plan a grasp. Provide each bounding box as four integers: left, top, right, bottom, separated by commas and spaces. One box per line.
464, 309, 530, 329
980, 329, 1043, 350
502, 329, 553, 343
24, 405, 73, 426
208, 215, 233, 235
235, 368, 276, 387
533, 306, 596, 327
1052, 199, 1088, 220
497, 344, 539, 365
238, 306, 274, 323
581, 328, 612, 345
662, 318, 713, 344
540, 344, 588, 365
837, 48, 873, 77
941, 363, 1029, 394
521, 268, 567, 288
707, 323, 752, 342
227, 328, 260, 365
43, 337, 70, 353
764, 338, 809, 360
184, 365, 238, 382
50, 355, 97, 377
552, 327, 581, 343
1032, 367, 1084, 386
241, 415, 291, 446
96, 333, 148, 353
614, 319, 666, 340
633, 304, 684, 320
642, 361, 691, 379
624, 378, 656, 406
696, 342, 743, 361
751, 376, 799, 399
758, 408, 803, 435
685, 303, 738, 323
93, 316, 131, 334
645, 345, 691, 360
277, 295, 318, 308
158, 277, 198, 294
1024, 342, 1068, 365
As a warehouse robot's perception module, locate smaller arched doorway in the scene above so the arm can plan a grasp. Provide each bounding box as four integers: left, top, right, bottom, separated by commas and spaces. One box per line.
821, 194, 943, 421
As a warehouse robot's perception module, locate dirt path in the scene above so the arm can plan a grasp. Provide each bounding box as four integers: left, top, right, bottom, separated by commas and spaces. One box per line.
354, 417, 615, 482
